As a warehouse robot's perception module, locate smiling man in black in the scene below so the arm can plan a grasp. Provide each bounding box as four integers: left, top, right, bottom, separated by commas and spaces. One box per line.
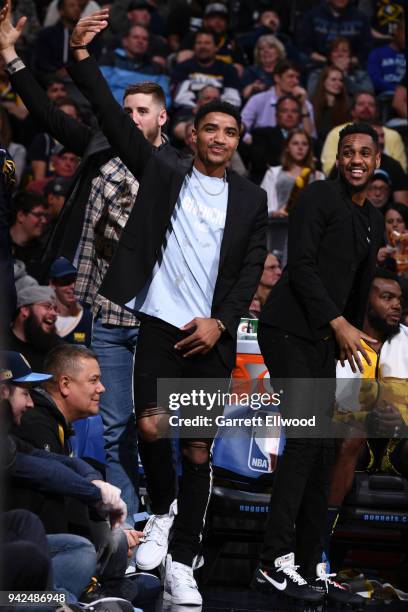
253, 123, 384, 607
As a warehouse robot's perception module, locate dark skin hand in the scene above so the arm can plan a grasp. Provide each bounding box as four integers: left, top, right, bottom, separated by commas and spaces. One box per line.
330, 316, 378, 374
175, 317, 221, 358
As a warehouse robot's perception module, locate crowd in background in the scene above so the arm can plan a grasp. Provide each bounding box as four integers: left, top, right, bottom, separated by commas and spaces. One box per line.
2, 0, 407, 286
1, 0, 408, 608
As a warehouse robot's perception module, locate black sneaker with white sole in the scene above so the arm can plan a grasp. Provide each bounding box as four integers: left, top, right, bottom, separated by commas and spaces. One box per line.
310, 563, 365, 608
251, 553, 324, 605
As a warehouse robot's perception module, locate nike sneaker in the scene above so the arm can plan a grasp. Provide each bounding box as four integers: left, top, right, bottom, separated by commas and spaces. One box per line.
311, 562, 365, 608
251, 552, 324, 604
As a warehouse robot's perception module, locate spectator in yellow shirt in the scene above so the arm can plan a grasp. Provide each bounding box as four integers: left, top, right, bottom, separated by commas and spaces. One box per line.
327, 269, 407, 551
321, 91, 407, 174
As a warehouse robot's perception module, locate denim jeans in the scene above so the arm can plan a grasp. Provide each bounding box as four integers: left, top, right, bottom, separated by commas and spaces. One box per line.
47, 534, 96, 603
92, 315, 139, 522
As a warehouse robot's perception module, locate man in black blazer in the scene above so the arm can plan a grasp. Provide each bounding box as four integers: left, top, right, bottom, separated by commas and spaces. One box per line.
253, 123, 383, 607
68, 9, 268, 606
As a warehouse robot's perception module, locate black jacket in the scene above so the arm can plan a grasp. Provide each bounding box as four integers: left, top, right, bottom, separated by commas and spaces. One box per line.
11, 390, 97, 535
3, 397, 102, 534
260, 178, 384, 340
67, 56, 268, 369
14, 389, 73, 455
5, 329, 61, 371
10, 66, 113, 279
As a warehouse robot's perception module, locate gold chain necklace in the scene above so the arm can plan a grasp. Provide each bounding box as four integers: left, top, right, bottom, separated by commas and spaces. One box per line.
192, 168, 227, 197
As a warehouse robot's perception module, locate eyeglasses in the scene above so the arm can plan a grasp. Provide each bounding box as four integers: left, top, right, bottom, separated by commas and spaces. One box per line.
36, 302, 57, 312
28, 210, 49, 220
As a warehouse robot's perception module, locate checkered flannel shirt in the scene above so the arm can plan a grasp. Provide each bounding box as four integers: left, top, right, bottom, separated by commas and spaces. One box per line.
75, 156, 140, 326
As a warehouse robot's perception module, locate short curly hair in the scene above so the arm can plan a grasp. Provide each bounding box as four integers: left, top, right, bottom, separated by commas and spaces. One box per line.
194, 100, 241, 131
338, 122, 379, 151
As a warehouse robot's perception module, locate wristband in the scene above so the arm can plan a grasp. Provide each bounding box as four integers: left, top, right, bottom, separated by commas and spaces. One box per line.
69, 44, 88, 50
302, 112, 310, 118
5, 57, 25, 75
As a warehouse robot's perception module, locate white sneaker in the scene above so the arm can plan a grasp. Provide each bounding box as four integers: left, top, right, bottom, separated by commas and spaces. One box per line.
135, 500, 177, 570
164, 554, 203, 605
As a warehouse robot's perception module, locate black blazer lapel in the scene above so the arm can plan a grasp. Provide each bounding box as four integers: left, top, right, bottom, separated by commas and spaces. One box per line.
335, 178, 363, 260
218, 171, 245, 270
165, 157, 194, 221
367, 203, 383, 266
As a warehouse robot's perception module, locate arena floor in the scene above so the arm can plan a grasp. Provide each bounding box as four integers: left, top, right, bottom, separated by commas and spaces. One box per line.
146, 586, 408, 612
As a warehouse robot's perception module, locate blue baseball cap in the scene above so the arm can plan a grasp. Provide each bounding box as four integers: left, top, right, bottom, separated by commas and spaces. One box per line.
0, 351, 52, 384
373, 169, 392, 186
50, 257, 77, 279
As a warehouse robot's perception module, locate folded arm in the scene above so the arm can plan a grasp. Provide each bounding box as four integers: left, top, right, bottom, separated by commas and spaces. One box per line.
13, 452, 103, 505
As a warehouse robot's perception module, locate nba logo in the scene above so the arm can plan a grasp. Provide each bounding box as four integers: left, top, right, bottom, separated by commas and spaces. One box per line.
248, 411, 281, 474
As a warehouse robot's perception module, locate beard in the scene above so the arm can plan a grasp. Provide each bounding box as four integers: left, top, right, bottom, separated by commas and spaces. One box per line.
145, 124, 160, 145
24, 313, 59, 352
367, 307, 400, 341
339, 168, 371, 193
347, 180, 370, 193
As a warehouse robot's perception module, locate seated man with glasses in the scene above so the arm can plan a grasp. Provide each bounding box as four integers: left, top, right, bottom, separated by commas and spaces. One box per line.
9, 192, 50, 280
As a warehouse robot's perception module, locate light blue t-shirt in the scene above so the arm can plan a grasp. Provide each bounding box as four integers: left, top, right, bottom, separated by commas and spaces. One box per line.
127, 167, 229, 328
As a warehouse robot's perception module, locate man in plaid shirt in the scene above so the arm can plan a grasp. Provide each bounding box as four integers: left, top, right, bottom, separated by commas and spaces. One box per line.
73, 82, 170, 525
74, 155, 140, 328
75, 152, 141, 523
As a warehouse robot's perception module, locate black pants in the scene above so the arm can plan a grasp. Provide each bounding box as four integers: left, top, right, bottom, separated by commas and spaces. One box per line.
134, 315, 231, 565
258, 325, 336, 577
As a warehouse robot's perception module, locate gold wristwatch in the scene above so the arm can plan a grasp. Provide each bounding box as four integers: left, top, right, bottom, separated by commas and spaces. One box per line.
215, 319, 226, 333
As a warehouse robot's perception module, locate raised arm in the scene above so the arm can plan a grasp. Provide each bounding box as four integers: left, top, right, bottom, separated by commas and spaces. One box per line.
0, 2, 92, 156
67, 9, 154, 180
